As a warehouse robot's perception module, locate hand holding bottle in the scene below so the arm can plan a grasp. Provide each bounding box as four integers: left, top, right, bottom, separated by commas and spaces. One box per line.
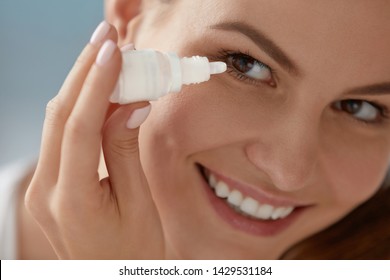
25, 22, 165, 259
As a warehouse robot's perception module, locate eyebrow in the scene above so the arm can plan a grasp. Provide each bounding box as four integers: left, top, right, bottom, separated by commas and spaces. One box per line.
345, 82, 390, 96
211, 21, 300, 75
211, 21, 390, 95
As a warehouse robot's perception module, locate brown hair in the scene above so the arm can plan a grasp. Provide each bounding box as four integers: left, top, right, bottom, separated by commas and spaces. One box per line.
281, 182, 390, 259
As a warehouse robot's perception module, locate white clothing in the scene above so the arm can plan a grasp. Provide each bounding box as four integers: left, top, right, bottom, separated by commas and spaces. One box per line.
0, 159, 34, 259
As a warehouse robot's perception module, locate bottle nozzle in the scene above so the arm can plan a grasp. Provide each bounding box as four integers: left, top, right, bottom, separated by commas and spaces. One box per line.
209, 62, 227, 75
180, 56, 227, 85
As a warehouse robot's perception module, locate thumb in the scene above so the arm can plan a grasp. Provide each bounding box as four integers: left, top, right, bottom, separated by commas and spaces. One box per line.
102, 103, 152, 205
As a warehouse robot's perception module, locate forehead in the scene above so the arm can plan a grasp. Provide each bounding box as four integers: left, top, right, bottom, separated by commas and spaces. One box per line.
176, 0, 390, 84
181, 0, 390, 42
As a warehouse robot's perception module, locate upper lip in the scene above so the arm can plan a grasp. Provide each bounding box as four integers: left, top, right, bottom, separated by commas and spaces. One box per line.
199, 164, 313, 208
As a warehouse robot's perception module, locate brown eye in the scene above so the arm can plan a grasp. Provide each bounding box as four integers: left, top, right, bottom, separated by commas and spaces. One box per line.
333, 100, 380, 122
227, 54, 272, 81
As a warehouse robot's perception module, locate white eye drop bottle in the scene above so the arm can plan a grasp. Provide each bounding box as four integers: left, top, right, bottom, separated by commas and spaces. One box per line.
110, 49, 227, 104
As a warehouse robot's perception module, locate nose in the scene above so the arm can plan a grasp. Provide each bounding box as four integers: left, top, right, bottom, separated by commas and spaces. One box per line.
245, 113, 320, 192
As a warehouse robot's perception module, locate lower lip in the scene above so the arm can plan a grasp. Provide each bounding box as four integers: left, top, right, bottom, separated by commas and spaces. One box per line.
198, 167, 306, 237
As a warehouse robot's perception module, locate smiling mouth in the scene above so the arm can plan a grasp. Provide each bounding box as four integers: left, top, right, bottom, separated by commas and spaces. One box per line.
207, 173, 295, 220
197, 164, 309, 236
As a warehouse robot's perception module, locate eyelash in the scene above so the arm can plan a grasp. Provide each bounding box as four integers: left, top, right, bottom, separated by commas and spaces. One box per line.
214, 48, 277, 87
212, 48, 389, 126
334, 100, 389, 126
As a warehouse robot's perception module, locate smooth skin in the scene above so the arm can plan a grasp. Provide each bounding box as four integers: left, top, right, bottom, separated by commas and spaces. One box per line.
24, 0, 390, 259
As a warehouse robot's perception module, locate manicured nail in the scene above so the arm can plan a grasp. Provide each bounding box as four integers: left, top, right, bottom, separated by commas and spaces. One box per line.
90, 21, 110, 45
127, 105, 152, 129
96, 40, 116, 66
121, 43, 135, 52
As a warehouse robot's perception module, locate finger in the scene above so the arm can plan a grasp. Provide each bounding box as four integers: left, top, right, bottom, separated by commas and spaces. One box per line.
102, 103, 152, 207
33, 22, 118, 185
59, 40, 122, 192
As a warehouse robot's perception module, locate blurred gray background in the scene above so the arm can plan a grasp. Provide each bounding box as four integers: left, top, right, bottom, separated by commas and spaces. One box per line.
0, 0, 103, 166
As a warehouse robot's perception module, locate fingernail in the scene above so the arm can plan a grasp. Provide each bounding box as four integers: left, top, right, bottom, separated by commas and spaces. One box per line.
121, 43, 135, 52
90, 21, 110, 45
96, 40, 116, 66
127, 105, 152, 129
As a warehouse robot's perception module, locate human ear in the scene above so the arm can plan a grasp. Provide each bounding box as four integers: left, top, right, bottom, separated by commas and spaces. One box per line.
104, 0, 143, 43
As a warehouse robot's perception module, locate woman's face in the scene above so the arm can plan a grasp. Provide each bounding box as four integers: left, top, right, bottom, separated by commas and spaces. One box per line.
118, 0, 390, 258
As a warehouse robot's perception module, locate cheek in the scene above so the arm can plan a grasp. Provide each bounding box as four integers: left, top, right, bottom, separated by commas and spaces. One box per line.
141, 82, 266, 157
321, 124, 389, 208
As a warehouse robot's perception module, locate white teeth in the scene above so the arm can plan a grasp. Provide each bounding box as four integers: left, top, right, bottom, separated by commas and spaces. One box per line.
240, 197, 259, 216
255, 204, 274, 220
215, 181, 230, 198
205, 172, 295, 220
271, 207, 286, 220
227, 190, 243, 207
208, 174, 217, 188
280, 207, 294, 218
